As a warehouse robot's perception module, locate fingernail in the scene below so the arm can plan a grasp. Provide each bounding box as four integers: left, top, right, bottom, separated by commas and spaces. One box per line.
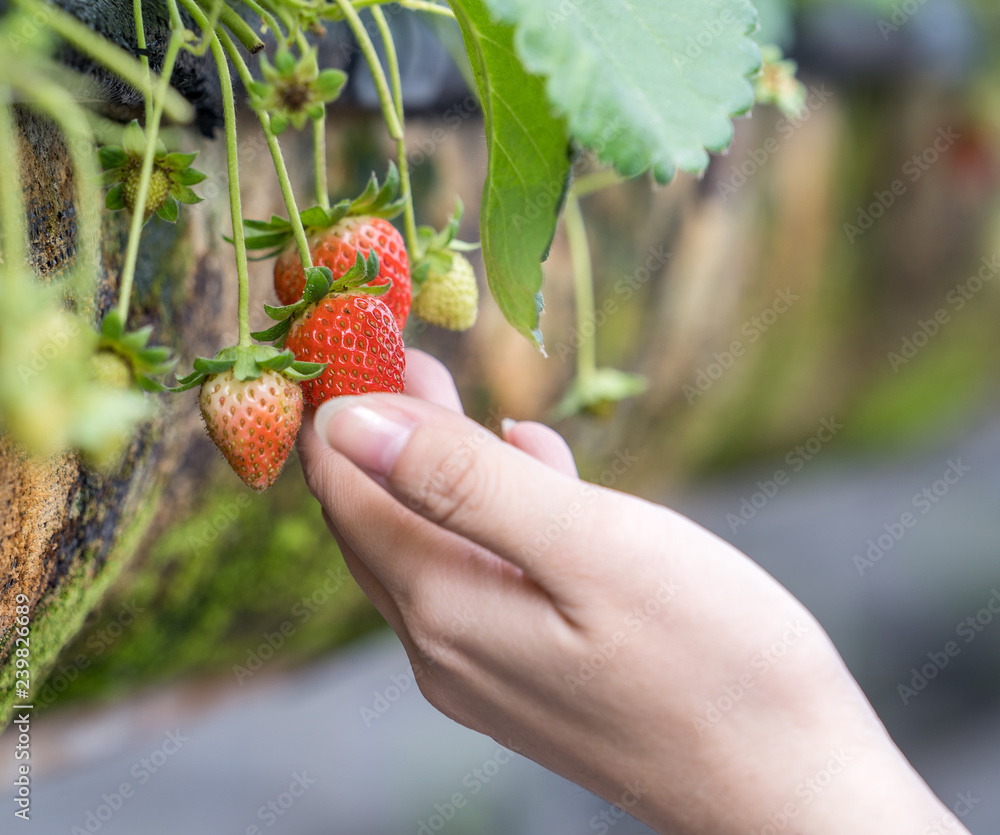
314, 398, 416, 477
501, 417, 517, 439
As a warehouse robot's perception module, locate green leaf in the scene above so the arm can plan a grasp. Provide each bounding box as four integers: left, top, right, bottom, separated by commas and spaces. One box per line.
98, 145, 128, 170
171, 184, 203, 205
122, 120, 146, 157
450, 0, 573, 348
270, 112, 290, 135
105, 183, 126, 211
156, 197, 180, 223
300, 206, 333, 227
481, 0, 761, 183
163, 151, 198, 169
243, 232, 293, 250
315, 69, 347, 99
175, 167, 208, 186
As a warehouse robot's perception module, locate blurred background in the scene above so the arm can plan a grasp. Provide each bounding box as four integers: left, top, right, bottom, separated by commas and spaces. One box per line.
4, 0, 1000, 831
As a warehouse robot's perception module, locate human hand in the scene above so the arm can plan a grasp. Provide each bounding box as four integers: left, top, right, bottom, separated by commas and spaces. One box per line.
298, 349, 965, 835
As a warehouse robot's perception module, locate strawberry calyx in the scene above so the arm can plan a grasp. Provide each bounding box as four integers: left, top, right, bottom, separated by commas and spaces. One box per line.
239, 163, 406, 259
251, 249, 386, 345
100, 120, 206, 223
248, 46, 346, 134
411, 198, 479, 290
551, 368, 648, 420
97, 310, 178, 392
170, 344, 326, 393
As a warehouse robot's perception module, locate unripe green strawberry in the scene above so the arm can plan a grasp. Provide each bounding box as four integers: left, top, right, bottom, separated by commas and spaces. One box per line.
89, 350, 132, 390
124, 164, 171, 217
413, 253, 478, 331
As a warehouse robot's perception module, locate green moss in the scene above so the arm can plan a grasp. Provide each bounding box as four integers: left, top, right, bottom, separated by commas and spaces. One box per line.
39, 462, 381, 711
0, 494, 159, 726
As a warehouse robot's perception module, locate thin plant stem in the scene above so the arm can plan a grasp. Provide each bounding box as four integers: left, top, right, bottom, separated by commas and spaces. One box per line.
332, 0, 403, 140
370, 5, 418, 256
177, 0, 255, 346
562, 194, 596, 384
133, 0, 153, 124
209, 34, 253, 347
570, 168, 626, 199
216, 28, 314, 270
331, 0, 456, 20
313, 116, 330, 210
240, 0, 288, 42
116, 27, 185, 324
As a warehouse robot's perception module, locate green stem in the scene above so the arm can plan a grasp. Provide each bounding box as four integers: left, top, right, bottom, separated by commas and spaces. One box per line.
133, 0, 153, 124
331, 0, 456, 20
217, 29, 314, 271
0, 100, 26, 283
210, 34, 253, 347
370, 6, 419, 257
116, 27, 185, 325
240, 0, 288, 42
194, 0, 265, 53
12, 0, 193, 124
332, 0, 404, 141
563, 194, 596, 382
570, 169, 626, 199
313, 116, 330, 210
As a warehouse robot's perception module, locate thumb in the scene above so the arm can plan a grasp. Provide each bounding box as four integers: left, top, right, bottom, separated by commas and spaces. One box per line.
314, 393, 603, 600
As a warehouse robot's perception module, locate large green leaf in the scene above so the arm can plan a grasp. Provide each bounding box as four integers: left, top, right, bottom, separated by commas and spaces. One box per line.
483, 0, 762, 183
450, 0, 573, 348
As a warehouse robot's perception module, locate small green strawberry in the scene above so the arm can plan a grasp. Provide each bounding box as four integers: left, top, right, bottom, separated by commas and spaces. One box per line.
100, 121, 206, 223
122, 165, 171, 217
412, 251, 478, 331
89, 350, 133, 390
411, 200, 481, 332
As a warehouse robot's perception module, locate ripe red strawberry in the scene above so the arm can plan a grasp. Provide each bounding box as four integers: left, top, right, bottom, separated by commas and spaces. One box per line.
274, 217, 411, 331
199, 368, 304, 491
285, 293, 405, 407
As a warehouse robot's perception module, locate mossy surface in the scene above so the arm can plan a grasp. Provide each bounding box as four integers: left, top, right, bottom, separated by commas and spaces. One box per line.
37, 461, 381, 710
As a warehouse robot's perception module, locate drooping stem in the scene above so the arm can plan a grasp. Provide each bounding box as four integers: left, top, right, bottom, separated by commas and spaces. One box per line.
239, 0, 288, 42
0, 100, 26, 285
370, 5, 418, 257
133, 0, 153, 124
332, 0, 403, 141
562, 194, 597, 383
194, 0, 264, 53
116, 20, 185, 324
333, 0, 456, 20
216, 29, 314, 271
209, 34, 253, 347
571, 168, 626, 198
313, 115, 330, 210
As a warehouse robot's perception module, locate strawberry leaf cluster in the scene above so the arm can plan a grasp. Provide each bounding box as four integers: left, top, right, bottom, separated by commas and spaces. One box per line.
100, 121, 206, 223
252, 250, 385, 345
248, 47, 346, 134
241, 163, 406, 257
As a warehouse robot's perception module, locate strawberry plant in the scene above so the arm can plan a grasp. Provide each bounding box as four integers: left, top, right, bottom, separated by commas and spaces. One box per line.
0, 0, 796, 484
0, 0, 810, 715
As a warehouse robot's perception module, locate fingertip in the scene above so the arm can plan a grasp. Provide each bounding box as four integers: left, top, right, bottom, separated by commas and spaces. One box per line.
404, 348, 464, 413
502, 419, 579, 478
